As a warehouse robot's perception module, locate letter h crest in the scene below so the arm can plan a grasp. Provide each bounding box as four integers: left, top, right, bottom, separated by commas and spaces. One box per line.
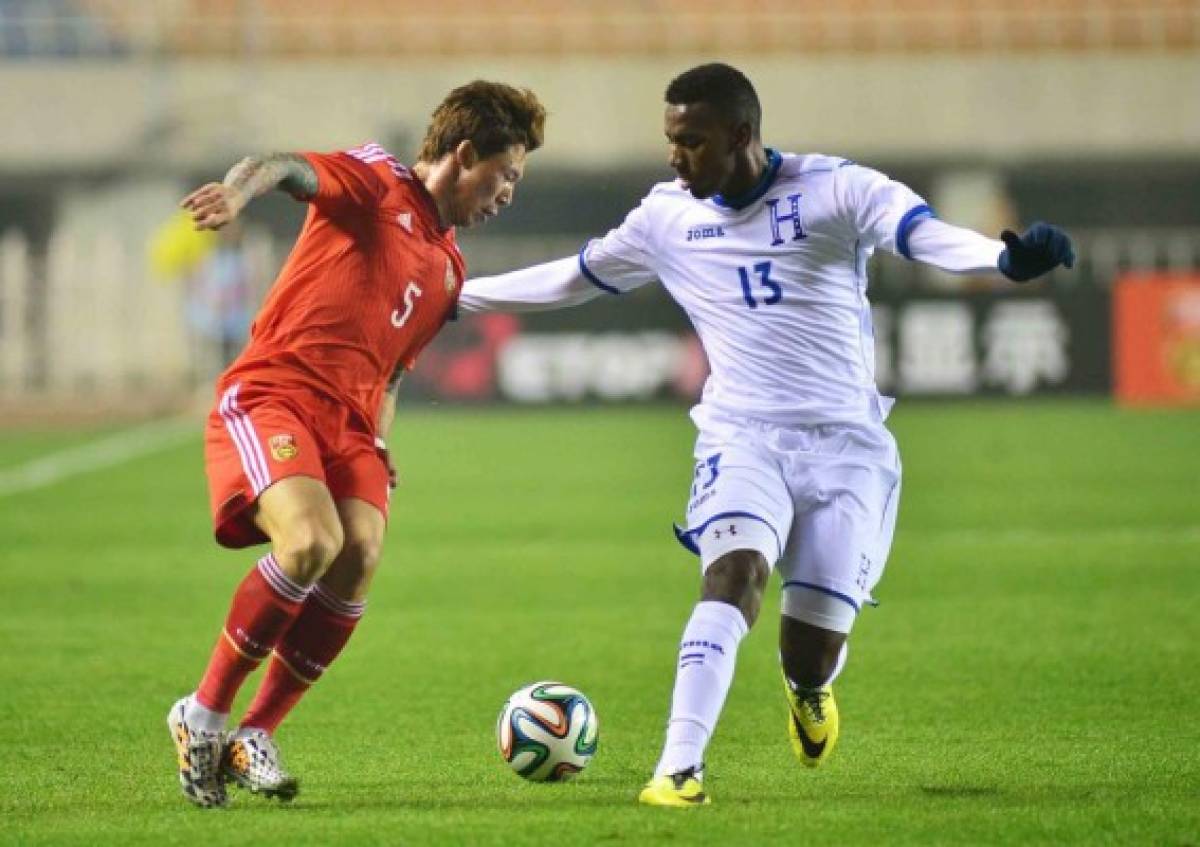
766, 193, 806, 246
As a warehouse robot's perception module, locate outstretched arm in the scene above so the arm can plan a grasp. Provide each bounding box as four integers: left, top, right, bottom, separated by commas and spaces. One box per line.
462, 200, 659, 313
906, 217, 1075, 281
180, 153, 319, 230
838, 163, 1074, 282
458, 256, 609, 314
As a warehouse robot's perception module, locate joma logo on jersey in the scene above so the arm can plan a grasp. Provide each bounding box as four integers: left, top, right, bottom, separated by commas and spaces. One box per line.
686, 224, 726, 242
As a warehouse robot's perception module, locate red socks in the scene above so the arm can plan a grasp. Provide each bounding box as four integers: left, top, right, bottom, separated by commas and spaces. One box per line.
195, 553, 310, 714
240, 583, 365, 733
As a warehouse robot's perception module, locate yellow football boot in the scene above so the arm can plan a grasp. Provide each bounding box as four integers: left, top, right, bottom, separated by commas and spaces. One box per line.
783, 674, 839, 767
638, 766, 711, 807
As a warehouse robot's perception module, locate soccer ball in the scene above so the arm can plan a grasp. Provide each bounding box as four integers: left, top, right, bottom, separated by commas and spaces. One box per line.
496, 681, 599, 782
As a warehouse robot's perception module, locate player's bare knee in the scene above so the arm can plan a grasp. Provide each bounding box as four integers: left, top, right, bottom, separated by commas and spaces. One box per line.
273, 520, 344, 585
350, 534, 384, 573
704, 549, 769, 597
703, 550, 769, 626
320, 519, 385, 599
342, 534, 383, 585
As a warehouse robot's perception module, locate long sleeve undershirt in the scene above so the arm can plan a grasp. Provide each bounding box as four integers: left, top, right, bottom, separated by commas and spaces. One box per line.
904, 217, 1004, 274
457, 217, 1004, 314
458, 257, 600, 314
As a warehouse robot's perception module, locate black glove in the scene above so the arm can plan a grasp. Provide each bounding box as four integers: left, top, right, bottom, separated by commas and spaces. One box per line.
998, 222, 1076, 283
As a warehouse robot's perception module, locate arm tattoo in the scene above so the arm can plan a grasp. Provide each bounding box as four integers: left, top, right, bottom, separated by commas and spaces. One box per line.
273, 153, 319, 199
222, 152, 319, 201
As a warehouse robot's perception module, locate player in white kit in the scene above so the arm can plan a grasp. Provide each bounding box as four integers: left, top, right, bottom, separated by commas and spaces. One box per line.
458, 63, 1075, 806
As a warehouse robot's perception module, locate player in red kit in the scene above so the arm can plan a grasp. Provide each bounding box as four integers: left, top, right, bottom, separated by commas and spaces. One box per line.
167, 82, 546, 808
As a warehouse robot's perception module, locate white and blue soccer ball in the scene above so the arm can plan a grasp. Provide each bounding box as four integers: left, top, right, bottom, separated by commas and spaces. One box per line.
496, 681, 599, 782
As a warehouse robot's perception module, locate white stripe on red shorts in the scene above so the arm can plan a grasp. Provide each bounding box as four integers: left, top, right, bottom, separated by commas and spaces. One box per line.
219, 383, 272, 495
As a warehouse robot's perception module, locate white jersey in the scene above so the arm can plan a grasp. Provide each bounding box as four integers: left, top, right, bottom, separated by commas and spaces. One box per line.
458, 150, 1008, 631
460, 150, 1002, 426
577, 152, 932, 425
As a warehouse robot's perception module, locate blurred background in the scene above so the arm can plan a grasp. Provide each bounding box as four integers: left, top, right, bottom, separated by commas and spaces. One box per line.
1, 0, 1199, 422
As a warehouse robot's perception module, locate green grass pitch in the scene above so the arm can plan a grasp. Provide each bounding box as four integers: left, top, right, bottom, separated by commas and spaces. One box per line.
1, 400, 1198, 845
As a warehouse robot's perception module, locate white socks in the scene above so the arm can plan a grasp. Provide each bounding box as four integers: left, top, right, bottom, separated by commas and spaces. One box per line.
185, 694, 229, 733
654, 600, 749, 777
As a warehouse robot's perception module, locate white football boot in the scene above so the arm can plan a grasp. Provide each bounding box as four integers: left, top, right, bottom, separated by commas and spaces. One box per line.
167, 696, 228, 808
223, 727, 299, 801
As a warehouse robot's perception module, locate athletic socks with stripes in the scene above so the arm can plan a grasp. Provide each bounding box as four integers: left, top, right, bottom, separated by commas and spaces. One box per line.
240, 585, 365, 733
654, 600, 749, 778
194, 553, 311, 717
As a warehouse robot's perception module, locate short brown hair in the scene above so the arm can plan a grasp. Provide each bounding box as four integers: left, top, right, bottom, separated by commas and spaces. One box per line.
417, 81, 546, 163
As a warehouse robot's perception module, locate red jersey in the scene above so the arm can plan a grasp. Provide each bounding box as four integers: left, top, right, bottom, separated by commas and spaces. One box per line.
218, 142, 465, 432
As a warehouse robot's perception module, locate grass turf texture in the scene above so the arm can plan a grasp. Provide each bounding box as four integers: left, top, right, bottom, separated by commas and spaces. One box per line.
1, 400, 1197, 845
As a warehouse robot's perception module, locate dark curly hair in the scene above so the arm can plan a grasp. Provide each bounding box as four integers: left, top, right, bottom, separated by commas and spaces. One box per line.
665, 63, 761, 138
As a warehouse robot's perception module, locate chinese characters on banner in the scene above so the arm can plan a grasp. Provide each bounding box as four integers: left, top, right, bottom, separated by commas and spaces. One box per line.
875, 298, 1072, 397
406, 292, 1101, 404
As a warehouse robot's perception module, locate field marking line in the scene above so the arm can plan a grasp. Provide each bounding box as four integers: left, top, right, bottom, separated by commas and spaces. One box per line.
0, 417, 197, 498
909, 526, 1200, 545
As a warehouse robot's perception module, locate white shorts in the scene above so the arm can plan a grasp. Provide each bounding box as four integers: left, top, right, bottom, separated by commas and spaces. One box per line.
674, 406, 901, 633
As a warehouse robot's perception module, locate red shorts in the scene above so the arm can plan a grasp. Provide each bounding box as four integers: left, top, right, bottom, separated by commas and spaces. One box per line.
205, 381, 390, 548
